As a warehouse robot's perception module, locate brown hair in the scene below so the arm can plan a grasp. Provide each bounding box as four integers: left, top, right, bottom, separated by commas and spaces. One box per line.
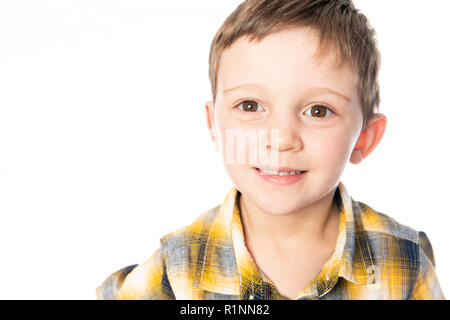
208, 0, 381, 129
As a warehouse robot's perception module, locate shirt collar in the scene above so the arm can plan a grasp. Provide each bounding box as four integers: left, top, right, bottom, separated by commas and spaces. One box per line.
195, 181, 375, 299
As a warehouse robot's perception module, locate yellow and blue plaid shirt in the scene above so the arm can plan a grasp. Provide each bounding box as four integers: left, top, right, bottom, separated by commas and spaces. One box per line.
96, 181, 445, 300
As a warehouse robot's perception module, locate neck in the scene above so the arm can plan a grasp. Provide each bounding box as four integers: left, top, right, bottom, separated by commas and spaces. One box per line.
238, 188, 340, 250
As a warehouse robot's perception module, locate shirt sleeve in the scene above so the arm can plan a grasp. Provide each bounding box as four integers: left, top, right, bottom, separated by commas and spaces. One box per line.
96, 248, 175, 300
409, 231, 446, 300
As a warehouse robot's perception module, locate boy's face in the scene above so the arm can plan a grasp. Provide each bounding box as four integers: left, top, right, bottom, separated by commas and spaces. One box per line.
206, 27, 368, 215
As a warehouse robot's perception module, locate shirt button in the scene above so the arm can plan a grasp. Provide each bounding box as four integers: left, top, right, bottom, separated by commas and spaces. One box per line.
366, 265, 377, 284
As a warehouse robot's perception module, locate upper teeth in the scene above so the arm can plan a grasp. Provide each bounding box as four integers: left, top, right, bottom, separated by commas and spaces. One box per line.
259, 169, 303, 176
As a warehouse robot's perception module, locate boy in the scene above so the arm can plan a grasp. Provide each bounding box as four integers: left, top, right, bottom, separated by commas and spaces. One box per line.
96, 0, 445, 300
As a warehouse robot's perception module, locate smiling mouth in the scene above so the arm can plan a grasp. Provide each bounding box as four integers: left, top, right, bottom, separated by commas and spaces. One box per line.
254, 167, 306, 176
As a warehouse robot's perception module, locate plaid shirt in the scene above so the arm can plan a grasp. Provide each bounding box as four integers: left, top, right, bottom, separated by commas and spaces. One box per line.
96, 182, 445, 300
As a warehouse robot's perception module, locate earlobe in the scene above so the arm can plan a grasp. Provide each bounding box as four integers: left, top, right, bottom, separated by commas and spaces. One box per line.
350, 113, 387, 164
350, 149, 363, 164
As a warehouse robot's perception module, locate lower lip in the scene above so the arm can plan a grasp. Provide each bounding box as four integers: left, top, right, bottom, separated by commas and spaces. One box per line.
253, 168, 307, 186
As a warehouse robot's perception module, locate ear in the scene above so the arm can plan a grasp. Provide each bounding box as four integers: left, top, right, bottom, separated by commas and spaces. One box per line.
350, 113, 387, 164
205, 101, 220, 152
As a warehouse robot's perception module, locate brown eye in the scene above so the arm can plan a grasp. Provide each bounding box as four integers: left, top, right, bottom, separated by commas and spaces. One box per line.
237, 100, 263, 112
305, 104, 333, 118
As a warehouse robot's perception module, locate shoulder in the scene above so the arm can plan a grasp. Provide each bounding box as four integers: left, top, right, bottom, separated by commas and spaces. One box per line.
96, 204, 223, 299
159, 204, 221, 253
97, 246, 176, 300
352, 200, 443, 299
96, 264, 138, 299
355, 200, 437, 271
355, 200, 421, 244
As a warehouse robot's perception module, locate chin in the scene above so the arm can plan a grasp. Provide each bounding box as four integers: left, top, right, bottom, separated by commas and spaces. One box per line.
251, 190, 310, 216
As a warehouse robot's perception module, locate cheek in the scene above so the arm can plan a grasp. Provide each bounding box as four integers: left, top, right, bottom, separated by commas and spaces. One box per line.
307, 130, 354, 169
216, 118, 257, 167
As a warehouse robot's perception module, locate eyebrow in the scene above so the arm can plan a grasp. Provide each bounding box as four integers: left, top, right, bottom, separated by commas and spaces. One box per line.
222, 83, 351, 102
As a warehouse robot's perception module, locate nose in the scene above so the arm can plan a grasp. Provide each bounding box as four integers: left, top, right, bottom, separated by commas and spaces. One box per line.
267, 121, 303, 153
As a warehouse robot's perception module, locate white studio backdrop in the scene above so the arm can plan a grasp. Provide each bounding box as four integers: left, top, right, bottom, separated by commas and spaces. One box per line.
0, 0, 448, 299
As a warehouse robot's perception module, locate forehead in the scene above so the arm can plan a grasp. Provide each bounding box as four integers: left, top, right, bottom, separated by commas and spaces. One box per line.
217, 26, 357, 99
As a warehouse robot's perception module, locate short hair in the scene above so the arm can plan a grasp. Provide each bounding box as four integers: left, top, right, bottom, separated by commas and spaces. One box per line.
208, 0, 381, 129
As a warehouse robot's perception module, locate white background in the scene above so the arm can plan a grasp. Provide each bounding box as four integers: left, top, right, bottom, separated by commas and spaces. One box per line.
0, 0, 449, 299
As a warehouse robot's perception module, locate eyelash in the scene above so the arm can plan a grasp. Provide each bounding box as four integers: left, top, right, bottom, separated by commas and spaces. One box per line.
235, 100, 335, 118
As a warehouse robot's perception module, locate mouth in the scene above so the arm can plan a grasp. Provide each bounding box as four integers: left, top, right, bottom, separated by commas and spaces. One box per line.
252, 167, 307, 186
253, 167, 307, 176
